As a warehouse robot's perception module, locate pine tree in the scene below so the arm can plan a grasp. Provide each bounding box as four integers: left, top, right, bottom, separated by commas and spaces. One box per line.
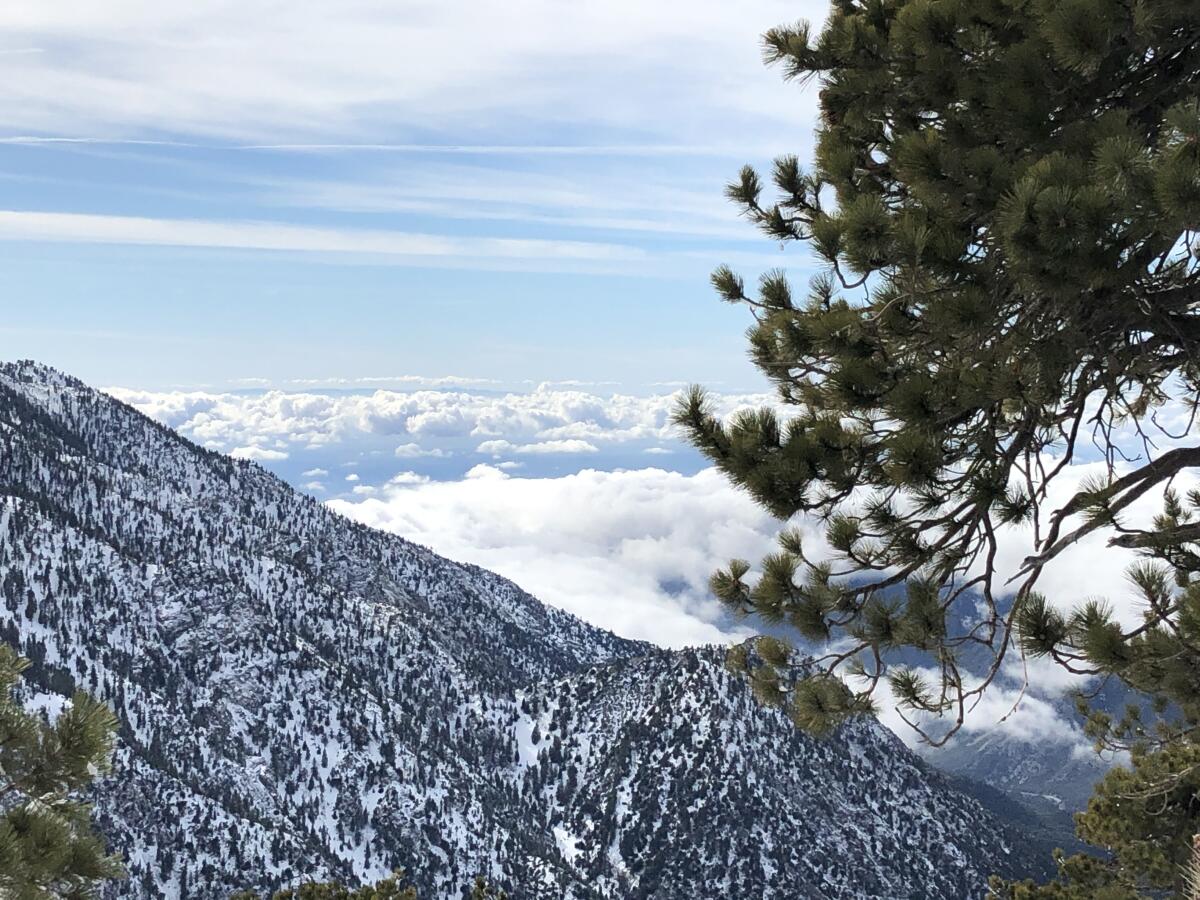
230, 871, 507, 899
230, 871, 415, 899
680, 0, 1200, 893
1185, 835, 1200, 900
469, 876, 508, 900
0, 642, 124, 898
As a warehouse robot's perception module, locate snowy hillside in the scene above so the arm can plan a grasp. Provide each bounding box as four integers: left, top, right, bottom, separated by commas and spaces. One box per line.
0, 360, 1042, 898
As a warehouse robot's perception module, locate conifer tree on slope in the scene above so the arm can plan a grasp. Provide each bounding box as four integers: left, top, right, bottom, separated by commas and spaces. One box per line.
229, 872, 507, 899
676, 0, 1200, 894
229, 871, 416, 900
469, 875, 509, 900
0, 642, 123, 898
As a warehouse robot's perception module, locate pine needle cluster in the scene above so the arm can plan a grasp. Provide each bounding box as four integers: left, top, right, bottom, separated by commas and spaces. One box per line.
0, 642, 123, 899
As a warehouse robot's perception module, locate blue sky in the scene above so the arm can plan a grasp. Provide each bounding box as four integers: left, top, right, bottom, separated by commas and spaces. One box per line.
0, 0, 828, 391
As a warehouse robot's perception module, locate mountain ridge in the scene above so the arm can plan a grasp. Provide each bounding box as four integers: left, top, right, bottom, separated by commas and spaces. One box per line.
1, 359, 1045, 898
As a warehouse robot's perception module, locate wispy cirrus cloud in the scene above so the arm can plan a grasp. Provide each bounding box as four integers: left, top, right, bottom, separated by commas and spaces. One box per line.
0, 138, 768, 156
0, 209, 642, 269
0, 0, 827, 394
250, 161, 756, 241
0, 206, 808, 274
0, 1, 823, 144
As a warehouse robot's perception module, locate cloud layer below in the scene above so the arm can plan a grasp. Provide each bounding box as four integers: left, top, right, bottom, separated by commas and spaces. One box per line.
331, 464, 785, 647
112, 381, 1198, 753
327, 458, 1166, 754
105, 383, 774, 469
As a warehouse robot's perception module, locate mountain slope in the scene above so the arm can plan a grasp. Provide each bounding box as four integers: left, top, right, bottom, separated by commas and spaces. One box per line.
0, 360, 1041, 898
516, 647, 1042, 898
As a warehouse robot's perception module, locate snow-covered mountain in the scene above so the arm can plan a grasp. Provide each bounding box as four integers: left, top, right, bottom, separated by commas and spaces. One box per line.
0, 360, 1044, 898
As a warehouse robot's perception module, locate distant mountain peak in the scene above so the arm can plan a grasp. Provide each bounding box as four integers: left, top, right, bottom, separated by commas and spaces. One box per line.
3, 358, 84, 388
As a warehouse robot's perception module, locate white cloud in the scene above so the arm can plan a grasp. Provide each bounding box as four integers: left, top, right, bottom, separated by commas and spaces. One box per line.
328, 451, 1196, 749
330, 466, 796, 647
116, 385, 1191, 631
644, 447, 673, 455
974, 459, 1200, 629
106, 384, 775, 455
117, 380, 1187, 748
465, 464, 507, 480
301, 467, 329, 477
406, 406, 474, 437
476, 438, 600, 455
394, 442, 450, 459
287, 375, 504, 388
0, 1, 823, 147
0, 3, 829, 291
345, 473, 360, 482
539, 379, 622, 387
0, 210, 641, 270
868, 665, 1094, 754
230, 445, 288, 461
303, 481, 326, 492
388, 471, 431, 486
523, 439, 600, 454
257, 164, 754, 243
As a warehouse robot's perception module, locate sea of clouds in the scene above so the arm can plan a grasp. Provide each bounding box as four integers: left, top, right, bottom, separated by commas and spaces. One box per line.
109, 380, 1198, 752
